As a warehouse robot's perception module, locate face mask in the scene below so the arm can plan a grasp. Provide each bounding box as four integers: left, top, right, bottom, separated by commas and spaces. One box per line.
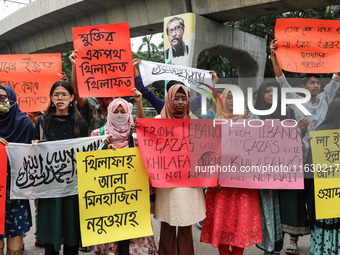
0, 99, 11, 114
113, 113, 129, 125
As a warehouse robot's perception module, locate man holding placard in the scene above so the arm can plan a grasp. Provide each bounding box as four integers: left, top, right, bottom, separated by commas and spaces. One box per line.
271, 38, 340, 255
70, 22, 136, 136
69, 51, 114, 135
271, 41, 340, 157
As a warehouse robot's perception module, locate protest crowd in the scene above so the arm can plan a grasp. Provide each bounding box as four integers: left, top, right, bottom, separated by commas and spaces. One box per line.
1, 12, 340, 255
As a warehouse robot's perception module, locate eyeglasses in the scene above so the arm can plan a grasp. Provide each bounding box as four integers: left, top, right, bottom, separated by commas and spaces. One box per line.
173, 97, 188, 103
52, 93, 69, 98
168, 25, 183, 36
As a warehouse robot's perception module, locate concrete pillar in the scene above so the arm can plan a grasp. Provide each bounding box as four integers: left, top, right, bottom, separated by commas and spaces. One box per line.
192, 15, 266, 91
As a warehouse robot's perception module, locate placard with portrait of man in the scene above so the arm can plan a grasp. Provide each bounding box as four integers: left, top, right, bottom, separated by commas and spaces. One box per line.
164, 13, 195, 67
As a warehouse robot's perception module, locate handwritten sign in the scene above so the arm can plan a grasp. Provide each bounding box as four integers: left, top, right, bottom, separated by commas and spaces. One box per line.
136, 119, 218, 188
72, 23, 134, 98
275, 18, 340, 73
139, 60, 213, 94
219, 119, 304, 189
189, 119, 221, 181
0, 54, 61, 112
76, 147, 153, 246
0, 144, 7, 235
6, 136, 106, 199
310, 129, 340, 219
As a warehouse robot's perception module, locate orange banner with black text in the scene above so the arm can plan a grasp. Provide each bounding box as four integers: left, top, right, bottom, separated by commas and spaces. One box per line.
275, 18, 340, 73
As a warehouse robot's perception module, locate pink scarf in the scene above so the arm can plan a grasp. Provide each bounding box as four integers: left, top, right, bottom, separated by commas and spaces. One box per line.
106, 98, 134, 148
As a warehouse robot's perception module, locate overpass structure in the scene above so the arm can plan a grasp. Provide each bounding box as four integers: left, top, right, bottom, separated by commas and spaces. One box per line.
1, 0, 339, 54
0, 0, 339, 89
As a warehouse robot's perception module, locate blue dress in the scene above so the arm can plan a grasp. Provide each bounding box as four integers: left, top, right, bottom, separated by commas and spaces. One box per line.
310, 218, 340, 255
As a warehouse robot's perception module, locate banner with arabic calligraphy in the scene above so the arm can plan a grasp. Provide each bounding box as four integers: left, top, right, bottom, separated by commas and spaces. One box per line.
310, 129, 340, 219
0, 144, 7, 235
76, 147, 153, 246
6, 136, 107, 199
139, 60, 213, 95
72, 23, 134, 98
0, 53, 61, 112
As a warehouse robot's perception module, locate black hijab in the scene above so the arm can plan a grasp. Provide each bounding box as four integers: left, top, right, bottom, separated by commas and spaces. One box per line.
255, 79, 284, 120
0, 85, 34, 143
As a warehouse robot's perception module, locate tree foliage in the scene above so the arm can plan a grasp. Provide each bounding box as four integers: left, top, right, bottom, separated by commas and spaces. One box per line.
61, 50, 72, 81
133, 34, 166, 101
137, 35, 160, 61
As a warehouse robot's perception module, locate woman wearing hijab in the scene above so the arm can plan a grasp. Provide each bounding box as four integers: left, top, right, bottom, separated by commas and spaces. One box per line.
251, 79, 300, 255
92, 93, 158, 255
90, 98, 134, 147
0, 85, 34, 255
215, 88, 246, 120
305, 98, 340, 255
252, 79, 284, 255
250, 79, 295, 120
153, 81, 206, 255
34, 81, 88, 255
200, 88, 262, 255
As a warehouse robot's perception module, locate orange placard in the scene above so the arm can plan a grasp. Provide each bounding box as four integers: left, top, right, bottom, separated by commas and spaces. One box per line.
275, 18, 340, 73
0, 54, 62, 112
136, 119, 218, 188
0, 144, 7, 235
72, 23, 134, 98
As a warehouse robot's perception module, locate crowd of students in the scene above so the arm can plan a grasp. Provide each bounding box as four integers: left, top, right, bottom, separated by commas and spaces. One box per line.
1, 40, 340, 255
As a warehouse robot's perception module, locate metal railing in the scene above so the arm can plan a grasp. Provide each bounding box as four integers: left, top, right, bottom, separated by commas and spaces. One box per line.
132, 107, 158, 118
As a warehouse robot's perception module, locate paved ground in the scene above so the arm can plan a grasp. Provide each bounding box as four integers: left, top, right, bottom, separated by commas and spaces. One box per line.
16, 201, 310, 254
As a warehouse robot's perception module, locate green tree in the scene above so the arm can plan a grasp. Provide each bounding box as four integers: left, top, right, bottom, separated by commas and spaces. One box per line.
197, 51, 236, 78
137, 35, 159, 61
61, 50, 72, 81
133, 34, 165, 101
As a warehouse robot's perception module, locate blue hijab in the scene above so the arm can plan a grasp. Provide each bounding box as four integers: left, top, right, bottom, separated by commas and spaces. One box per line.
0, 85, 34, 143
